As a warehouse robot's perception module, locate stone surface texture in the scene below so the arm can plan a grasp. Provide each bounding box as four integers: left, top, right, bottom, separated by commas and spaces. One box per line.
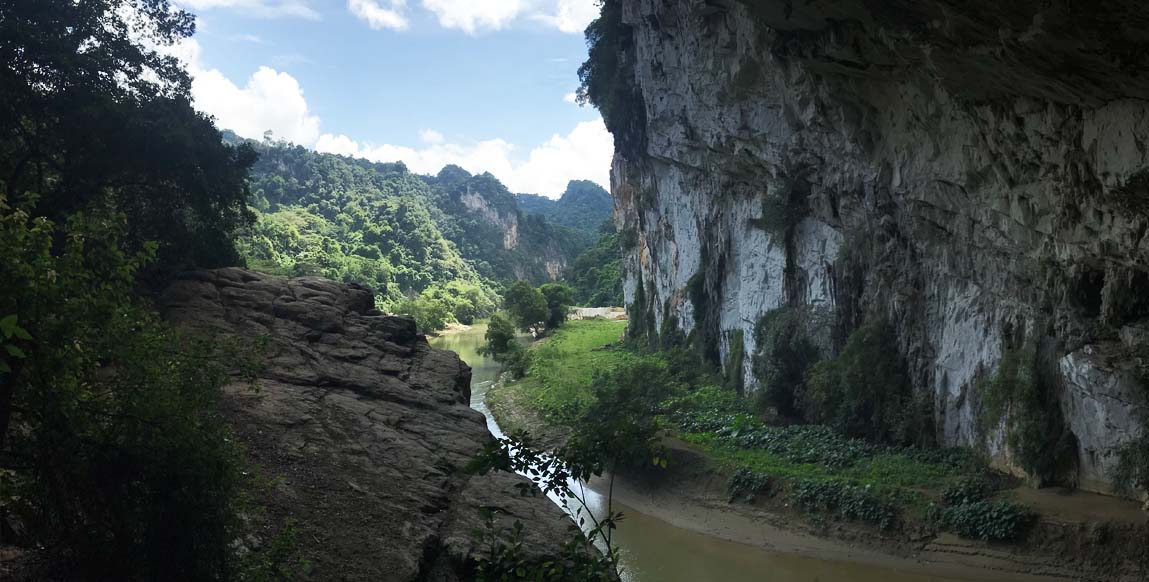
160, 268, 572, 581
611, 0, 1149, 491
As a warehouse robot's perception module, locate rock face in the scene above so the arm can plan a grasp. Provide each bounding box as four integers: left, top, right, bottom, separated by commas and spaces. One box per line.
609, 0, 1149, 491
160, 268, 572, 581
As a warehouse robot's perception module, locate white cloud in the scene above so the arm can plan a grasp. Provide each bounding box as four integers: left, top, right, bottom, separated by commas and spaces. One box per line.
503, 118, 611, 196
420, 0, 524, 34
345, 0, 601, 34
348, 0, 409, 30
170, 38, 322, 144
193, 67, 322, 144
168, 34, 612, 197
419, 129, 445, 143
532, 0, 598, 34
563, 92, 578, 104
174, 0, 319, 19
315, 118, 612, 197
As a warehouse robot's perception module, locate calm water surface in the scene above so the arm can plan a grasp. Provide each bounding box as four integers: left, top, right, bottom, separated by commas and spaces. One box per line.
431, 323, 991, 582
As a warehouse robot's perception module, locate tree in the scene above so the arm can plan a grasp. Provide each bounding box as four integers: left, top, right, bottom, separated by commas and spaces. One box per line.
482, 314, 518, 358
1, 0, 256, 269
0, 197, 248, 578
539, 283, 574, 330
504, 281, 548, 334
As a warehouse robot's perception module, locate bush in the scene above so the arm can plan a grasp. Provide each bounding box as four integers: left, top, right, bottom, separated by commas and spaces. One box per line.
565, 360, 677, 473
727, 468, 772, 503
929, 500, 1035, 542
791, 480, 900, 530
977, 335, 1074, 483
751, 307, 819, 417
804, 320, 921, 445
1112, 431, 1149, 496
0, 201, 247, 579
942, 477, 992, 506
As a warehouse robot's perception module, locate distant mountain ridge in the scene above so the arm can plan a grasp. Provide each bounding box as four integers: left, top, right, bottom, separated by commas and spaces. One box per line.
226, 132, 592, 309
516, 179, 613, 241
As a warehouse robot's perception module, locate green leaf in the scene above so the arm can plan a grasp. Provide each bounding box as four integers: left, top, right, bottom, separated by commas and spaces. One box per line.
12, 326, 31, 341
0, 361, 10, 373
0, 315, 15, 337
6, 345, 26, 359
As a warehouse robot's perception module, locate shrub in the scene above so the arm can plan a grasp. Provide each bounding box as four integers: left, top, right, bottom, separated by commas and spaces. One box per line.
977, 335, 1074, 483
565, 360, 678, 473
942, 477, 993, 506
1112, 431, 1149, 496
751, 307, 819, 417
471, 511, 615, 582
1, 201, 247, 579
791, 480, 900, 530
804, 320, 920, 445
727, 468, 772, 503
929, 500, 1035, 542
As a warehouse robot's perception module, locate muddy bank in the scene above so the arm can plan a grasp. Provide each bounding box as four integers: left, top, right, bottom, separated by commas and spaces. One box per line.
487, 376, 1149, 582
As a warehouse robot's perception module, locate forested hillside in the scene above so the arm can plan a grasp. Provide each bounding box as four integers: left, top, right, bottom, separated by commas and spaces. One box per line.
232, 136, 600, 328
516, 179, 612, 246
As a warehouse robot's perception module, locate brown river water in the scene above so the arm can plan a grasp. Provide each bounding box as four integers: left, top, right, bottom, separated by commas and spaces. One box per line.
430, 322, 1033, 582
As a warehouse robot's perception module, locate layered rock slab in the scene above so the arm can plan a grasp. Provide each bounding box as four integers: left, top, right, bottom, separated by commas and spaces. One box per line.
161, 268, 570, 581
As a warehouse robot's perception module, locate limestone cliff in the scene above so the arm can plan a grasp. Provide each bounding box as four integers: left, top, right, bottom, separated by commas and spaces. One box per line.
607, 0, 1149, 492
160, 268, 571, 580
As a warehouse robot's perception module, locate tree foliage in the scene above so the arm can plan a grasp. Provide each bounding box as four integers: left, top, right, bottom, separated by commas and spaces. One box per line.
515, 180, 613, 248
0, 197, 248, 579
568, 223, 623, 307
804, 320, 922, 445
505, 281, 550, 334
1, 0, 256, 269
539, 283, 574, 330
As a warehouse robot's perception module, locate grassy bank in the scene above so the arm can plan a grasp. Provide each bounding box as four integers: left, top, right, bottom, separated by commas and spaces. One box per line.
488, 320, 1037, 542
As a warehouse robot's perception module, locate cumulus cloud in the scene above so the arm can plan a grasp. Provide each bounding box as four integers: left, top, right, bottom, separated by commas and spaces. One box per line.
348, 0, 409, 30
167, 38, 321, 144
315, 118, 612, 197
419, 129, 445, 144
193, 67, 322, 144
420, 0, 524, 34
532, 0, 598, 34
168, 34, 611, 197
173, 0, 319, 19
563, 92, 578, 104
345, 0, 600, 34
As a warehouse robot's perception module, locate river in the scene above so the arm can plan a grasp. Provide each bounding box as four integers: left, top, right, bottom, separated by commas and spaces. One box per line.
430, 322, 1024, 582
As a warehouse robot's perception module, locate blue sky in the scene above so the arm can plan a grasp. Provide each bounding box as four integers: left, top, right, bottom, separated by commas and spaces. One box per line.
172, 0, 611, 197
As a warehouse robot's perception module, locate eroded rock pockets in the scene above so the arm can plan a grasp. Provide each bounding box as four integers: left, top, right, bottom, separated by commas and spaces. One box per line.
161, 268, 571, 581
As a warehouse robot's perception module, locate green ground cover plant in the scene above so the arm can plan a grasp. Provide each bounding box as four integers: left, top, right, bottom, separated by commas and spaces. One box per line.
492, 319, 1033, 541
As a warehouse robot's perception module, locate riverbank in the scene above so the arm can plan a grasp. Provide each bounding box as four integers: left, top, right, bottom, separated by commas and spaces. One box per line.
486, 321, 1149, 582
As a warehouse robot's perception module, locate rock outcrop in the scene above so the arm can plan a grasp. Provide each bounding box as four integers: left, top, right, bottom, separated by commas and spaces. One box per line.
608, 0, 1149, 491
160, 268, 572, 580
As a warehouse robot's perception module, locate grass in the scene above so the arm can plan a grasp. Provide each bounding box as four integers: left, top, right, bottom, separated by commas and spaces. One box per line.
513, 319, 631, 422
